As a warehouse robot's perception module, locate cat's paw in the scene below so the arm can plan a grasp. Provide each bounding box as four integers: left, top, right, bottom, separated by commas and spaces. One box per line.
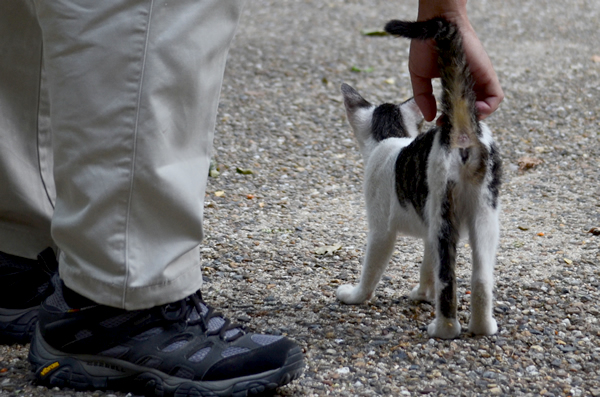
427, 317, 461, 339
468, 317, 498, 336
336, 284, 370, 304
408, 284, 434, 303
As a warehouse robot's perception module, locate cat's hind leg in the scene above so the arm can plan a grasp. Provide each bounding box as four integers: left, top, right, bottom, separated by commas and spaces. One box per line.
427, 233, 461, 339
467, 206, 499, 336
408, 240, 435, 302
337, 229, 396, 304
427, 184, 461, 339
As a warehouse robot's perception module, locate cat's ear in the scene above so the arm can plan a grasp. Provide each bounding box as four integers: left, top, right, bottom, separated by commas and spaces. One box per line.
341, 83, 371, 113
400, 97, 425, 135
400, 98, 422, 120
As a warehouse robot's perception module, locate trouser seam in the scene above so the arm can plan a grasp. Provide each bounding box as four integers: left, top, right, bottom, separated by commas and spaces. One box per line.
32, 2, 54, 211
123, 0, 155, 307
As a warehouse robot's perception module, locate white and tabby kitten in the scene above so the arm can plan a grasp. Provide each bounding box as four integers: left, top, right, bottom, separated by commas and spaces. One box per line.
337, 17, 502, 339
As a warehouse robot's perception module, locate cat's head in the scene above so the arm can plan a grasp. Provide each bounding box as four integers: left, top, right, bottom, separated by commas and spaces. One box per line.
341, 83, 423, 153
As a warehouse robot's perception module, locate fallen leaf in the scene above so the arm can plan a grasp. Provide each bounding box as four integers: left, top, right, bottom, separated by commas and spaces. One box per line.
350, 66, 374, 73
315, 244, 342, 256
564, 258, 573, 265
517, 156, 543, 171
236, 167, 254, 175
537, 232, 545, 236
246, 194, 255, 199
588, 227, 600, 236
384, 78, 396, 85
360, 29, 389, 36
518, 226, 530, 231
214, 191, 225, 197
209, 169, 220, 178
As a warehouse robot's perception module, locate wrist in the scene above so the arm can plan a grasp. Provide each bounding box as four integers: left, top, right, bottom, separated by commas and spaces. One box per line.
417, 0, 468, 22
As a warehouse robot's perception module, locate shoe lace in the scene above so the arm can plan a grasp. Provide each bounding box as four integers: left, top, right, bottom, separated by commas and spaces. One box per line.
160, 291, 245, 342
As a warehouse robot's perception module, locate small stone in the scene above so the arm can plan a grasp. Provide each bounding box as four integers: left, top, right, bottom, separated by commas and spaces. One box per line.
530, 345, 544, 352
526, 365, 539, 375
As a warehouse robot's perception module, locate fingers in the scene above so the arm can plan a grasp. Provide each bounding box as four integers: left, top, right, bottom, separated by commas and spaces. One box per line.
460, 26, 504, 119
407, 16, 504, 122
476, 94, 503, 120
409, 39, 439, 122
411, 75, 437, 122
472, 64, 504, 120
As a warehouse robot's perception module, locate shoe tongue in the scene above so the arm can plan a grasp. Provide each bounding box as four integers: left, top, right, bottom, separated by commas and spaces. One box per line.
189, 300, 243, 340
53, 275, 97, 309
187, 301, 209, 322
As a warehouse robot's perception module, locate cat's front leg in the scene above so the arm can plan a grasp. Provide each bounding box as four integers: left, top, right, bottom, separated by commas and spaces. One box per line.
337, 229, 396, 304
408, 240, 435, 302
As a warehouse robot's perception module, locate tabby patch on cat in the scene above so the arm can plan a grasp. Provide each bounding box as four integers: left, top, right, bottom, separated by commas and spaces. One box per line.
337, 17, 502, 339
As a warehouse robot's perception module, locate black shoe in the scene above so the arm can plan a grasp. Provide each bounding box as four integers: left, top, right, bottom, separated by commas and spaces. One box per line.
0, 248, 56, 344
29, 276, 304, 396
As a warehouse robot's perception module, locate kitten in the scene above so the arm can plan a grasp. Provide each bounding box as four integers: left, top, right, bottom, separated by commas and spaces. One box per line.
337, 17, 502, 339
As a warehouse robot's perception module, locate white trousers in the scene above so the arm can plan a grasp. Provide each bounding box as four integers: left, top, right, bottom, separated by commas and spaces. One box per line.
0, 0, 244, 310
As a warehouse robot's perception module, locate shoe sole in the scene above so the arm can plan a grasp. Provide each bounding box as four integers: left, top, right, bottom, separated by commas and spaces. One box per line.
0, 306, 38, 344
29, 325, 305, 397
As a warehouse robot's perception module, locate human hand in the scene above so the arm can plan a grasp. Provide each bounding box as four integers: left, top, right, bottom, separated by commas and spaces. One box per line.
408, 6, 504, 122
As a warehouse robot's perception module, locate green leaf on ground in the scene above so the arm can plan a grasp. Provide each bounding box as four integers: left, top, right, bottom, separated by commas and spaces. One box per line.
236, 167, 254, 175
350, 66, 374, 73
361, 29, 388, 36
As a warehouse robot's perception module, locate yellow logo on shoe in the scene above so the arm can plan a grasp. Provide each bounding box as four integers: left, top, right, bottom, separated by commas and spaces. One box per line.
40, 362, 59, 376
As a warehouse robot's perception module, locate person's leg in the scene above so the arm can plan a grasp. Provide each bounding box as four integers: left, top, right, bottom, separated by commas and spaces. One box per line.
0, 0, 55, 259
28, 1, 304, 394
0, 0, 56, 344
36, 0, 241, 310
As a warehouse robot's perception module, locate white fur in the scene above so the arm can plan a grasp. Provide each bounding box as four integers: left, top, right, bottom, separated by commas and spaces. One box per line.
337, 91, 500, 339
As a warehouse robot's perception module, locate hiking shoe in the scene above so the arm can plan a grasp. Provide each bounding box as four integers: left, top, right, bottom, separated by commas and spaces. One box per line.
0, 248, 56, 344
29, 276, 305, 396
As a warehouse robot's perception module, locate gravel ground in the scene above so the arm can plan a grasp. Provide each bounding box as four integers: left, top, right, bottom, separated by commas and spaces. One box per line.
2, 0, 600, 396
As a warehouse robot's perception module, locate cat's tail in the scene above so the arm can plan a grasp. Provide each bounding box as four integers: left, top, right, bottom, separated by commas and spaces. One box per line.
384, 18, 481, 154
